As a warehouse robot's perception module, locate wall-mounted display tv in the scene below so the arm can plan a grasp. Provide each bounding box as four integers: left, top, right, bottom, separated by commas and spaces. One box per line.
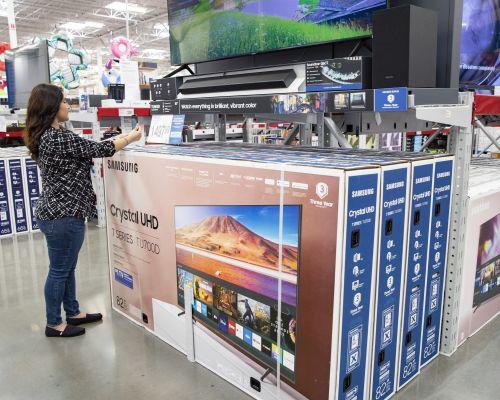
175, 204, 301, 381
167, 0, 387, 65
474, 213, 500, 307
460, 0, 500, 88
5, 41, 50, 109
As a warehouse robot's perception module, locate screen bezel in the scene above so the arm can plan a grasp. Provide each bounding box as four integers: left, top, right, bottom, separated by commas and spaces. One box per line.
166, 1, 387, 66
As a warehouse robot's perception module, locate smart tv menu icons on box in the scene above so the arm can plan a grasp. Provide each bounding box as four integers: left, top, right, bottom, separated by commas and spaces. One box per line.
176, 265, 297, 378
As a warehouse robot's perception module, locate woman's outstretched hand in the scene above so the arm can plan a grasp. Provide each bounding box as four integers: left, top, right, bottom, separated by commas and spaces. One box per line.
128, 124, 142, 142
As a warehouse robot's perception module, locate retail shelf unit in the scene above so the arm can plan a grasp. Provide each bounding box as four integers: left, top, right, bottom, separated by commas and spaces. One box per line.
150, 89, 500, 360
440, 93, 500, 356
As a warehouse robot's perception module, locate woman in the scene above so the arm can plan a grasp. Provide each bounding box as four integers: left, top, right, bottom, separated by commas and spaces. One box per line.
24, 84, 141, 338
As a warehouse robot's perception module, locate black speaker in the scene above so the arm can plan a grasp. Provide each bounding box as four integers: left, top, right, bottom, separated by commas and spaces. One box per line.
372, 5, 438, 88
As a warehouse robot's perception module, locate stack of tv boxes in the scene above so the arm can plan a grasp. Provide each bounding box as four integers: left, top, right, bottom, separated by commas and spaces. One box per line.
0, 146, 42, 237
113, 143, 453, 400
212, 143, 454, 399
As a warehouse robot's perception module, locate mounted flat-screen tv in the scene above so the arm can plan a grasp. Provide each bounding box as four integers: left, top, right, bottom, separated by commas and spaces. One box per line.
460, 0, 500, 89
167, 0, 387, 65
5, 41, 50, 109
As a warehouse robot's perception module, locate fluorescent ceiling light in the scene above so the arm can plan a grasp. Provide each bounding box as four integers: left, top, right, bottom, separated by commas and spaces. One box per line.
105, 2, 147, 14
61, 21, 104, 30
85, 21, 104, 28
153, 23, 168, 30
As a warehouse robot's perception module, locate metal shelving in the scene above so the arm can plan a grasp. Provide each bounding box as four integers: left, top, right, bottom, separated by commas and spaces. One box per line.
153, 88, 500, 358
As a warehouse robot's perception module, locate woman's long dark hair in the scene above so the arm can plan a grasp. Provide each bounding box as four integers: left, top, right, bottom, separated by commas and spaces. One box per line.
24, 84, 63, 160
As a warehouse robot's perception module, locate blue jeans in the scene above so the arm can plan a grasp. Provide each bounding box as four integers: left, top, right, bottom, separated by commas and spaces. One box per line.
38, 217, 85, 325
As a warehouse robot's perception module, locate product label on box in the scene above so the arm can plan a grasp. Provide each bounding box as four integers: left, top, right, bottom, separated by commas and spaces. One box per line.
114, 267, 134, 289
420, 159, 453, 366
374, 87, 408, 112
24, 159, 41, 230
306, 58, 364, 92
372, 167, 408, 400
398, 162, 433, 388
8, 159, 28, 233
0, 160, 13, 236
338, 173, 379, 400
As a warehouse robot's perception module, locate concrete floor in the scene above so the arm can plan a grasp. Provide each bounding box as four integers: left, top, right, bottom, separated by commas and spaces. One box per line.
0, 224, 498, 400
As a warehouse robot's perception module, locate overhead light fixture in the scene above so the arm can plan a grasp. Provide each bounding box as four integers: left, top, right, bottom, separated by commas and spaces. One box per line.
61, 22, 87, 30
153, 23, 168, 30
60, 21, 104, 30
105, 2, 148, 14
85, 21, 105, 28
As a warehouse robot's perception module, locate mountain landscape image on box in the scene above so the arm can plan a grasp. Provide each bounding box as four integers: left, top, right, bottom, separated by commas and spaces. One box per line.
175, 205, 300, 275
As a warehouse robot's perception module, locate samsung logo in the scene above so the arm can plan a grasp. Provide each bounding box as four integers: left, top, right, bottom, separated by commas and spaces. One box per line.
107, 160, 139, 173
386, 181, 405, 190
437, 171, 451, 179
352, 188, 374, 197
416, 176, 431, 184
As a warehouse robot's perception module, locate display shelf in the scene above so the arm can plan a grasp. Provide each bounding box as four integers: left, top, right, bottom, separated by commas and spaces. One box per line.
152, 88, 459, 116
97, 107, 151, 120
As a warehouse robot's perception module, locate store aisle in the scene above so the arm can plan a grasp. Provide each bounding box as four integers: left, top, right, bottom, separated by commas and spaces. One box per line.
0, 225, 498, 400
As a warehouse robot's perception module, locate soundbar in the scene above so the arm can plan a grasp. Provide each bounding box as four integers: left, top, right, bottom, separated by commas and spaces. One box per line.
179, 69, 297, 95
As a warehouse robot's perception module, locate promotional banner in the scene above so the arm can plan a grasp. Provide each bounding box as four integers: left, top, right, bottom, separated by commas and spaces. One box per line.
153, 91, 375, 116
105, 150, 348, 400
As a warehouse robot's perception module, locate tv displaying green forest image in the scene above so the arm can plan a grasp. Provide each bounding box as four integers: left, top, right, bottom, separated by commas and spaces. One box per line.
167, 0, 387, 65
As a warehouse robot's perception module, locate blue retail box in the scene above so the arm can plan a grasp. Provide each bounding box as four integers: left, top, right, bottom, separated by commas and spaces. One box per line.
420, 157, 454, 367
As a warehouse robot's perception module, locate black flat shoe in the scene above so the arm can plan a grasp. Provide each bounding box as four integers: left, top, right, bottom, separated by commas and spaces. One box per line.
45, 325, 85, 337
67, 313, 103, 326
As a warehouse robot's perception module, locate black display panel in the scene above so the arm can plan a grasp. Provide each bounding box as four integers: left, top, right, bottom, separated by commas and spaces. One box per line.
167, 0, 387, 65
175, 204, 301, 380
5, 41, 50, 109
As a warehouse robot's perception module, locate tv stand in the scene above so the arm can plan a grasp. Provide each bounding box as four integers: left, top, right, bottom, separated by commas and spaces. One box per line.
166, 64, 195, 78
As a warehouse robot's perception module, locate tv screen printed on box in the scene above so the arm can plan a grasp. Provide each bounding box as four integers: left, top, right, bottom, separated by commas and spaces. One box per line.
174, 204, 300, 380
167, 0, 387, 65
473, 212, 500, 307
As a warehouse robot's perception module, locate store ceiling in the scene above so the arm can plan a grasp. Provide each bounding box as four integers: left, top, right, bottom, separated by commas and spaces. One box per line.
0, 0, 171, 70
